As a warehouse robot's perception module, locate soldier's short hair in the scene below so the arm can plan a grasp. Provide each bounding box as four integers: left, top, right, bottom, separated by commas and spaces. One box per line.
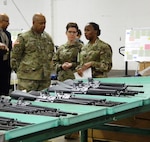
32, 13, 45, 22
66, 22, 79, 31
77, 29, 82, 36
88, 22, 101, 36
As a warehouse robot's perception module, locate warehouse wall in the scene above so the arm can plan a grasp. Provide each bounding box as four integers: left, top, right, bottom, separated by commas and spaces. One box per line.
0, 0, 150, 70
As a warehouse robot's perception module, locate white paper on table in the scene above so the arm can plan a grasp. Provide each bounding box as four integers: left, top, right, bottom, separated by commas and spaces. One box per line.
74, 68, 92, 79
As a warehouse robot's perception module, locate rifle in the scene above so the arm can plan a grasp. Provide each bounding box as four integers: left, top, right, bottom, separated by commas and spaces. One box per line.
10, 90, 125, 107
0, 116, 33, 130
6, 92, 78, 117
49, 78, 144, 96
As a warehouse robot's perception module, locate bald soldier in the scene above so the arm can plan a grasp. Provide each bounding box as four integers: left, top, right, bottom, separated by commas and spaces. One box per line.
11, 13, 54, 91
0, 13, 12, 95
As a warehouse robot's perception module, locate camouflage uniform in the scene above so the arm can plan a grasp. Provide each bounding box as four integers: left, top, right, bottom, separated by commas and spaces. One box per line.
78, 38, 112, 78
53, 41, 82, 81
11, 28, 54, 91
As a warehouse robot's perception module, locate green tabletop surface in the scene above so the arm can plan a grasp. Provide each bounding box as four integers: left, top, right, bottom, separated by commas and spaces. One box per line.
31, 101, 107, 126
0, 111, 59, 140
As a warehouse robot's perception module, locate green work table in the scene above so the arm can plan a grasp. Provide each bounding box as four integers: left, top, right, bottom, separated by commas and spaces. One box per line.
0, 76, 150, 142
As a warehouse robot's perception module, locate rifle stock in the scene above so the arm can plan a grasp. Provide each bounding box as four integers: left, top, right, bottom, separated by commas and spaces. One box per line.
10, 90, 37, 101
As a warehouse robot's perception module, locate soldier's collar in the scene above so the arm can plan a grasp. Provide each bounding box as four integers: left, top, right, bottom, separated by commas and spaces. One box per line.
88, 37, 99, 45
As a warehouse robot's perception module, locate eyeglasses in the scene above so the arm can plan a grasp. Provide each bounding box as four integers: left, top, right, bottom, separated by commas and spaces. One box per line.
67, 31, 77, 34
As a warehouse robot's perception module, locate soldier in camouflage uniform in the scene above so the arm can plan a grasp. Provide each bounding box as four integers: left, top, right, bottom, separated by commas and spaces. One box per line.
53, 22, 82, 82
11, 13, 54, 91
77, 22, 112, 78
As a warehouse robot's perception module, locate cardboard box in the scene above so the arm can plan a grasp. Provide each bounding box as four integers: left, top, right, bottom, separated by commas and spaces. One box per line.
139, 62, 150, 71
139, 66, 150, 76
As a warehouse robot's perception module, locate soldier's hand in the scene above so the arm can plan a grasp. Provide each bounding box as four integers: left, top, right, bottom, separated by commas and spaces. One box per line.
0, 42, 9, 51
77, 68, 83, 77
66, 62, 72, 68
83, 62, 92, 70
62, 63, 67, 70
62, 62, 72, 70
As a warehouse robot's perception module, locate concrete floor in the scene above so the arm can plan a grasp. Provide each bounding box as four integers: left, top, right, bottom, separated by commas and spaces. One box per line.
45, 136, 79, 142
49, 136, 121, 142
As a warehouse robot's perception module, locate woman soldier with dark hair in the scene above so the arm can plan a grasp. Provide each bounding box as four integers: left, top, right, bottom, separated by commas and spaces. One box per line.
77, 22, 112, 78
